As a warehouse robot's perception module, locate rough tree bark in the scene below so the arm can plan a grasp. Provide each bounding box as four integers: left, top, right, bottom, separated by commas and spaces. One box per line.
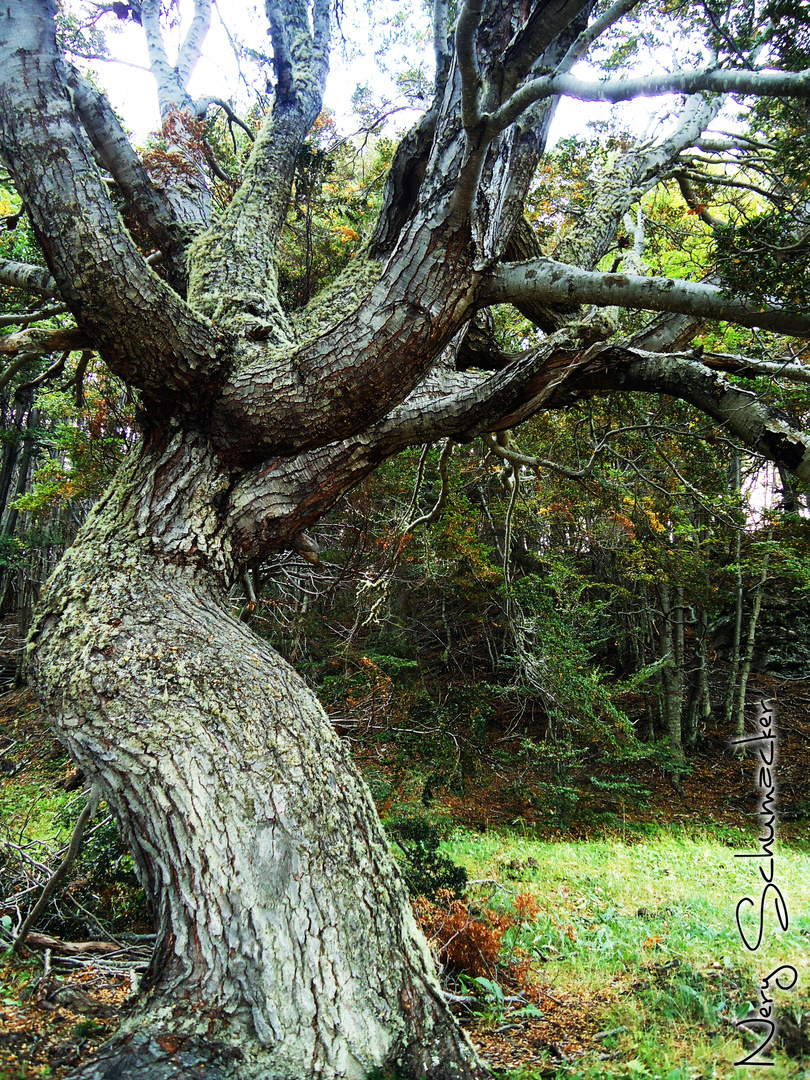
31, 433, 478, 1080
2, 0, 810, 1077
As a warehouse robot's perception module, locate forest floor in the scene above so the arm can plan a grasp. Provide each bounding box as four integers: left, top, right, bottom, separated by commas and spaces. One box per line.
1, 672, 809, 1080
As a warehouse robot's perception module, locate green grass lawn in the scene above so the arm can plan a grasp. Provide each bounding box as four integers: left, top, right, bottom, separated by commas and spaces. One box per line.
440, 827, 810, 1079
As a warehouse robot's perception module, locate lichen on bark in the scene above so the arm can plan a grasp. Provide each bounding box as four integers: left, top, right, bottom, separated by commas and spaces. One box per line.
29, 432, 485, 1080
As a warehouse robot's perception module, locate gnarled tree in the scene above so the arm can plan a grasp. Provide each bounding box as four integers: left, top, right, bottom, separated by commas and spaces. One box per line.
1, 0, 809, 1077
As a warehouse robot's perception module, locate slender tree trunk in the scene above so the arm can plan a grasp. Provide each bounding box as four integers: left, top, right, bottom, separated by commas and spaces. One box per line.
0, 400, 27, 524
30, 434, 485, 1080
658, 583, 685, 771
723, 458, 744, 727
685, 606, 712, 746
0, 407, 39, 617
643, 595, 656, 741
734, 539, 771, 739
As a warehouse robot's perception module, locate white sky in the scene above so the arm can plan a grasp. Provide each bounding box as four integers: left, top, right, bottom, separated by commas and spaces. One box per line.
90, 0, 417, 141
88, 0, 674, 148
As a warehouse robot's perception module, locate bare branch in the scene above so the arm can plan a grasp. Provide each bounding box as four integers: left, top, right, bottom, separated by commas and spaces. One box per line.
141, 0, 191, 115
0, 303, 69, 329
486, 257, 810, 338
14, 786, 101, 953
482, 431, 603, 480
564, 350, 810, 481
0, 354, 38, 395
193, 96, 255, 141
16, 351, 68, 394
702, 352, 810, 384
405, 439, 454, 532
557, 0, 643, 73
488, 66, 810, 137
678, 166, 790, 206
176, 0, 213, 88
675, 172, 724, 228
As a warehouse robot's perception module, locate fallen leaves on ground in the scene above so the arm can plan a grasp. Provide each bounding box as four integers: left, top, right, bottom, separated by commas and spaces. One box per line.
0, 961, 130, 1080
465, 983, 626, 1073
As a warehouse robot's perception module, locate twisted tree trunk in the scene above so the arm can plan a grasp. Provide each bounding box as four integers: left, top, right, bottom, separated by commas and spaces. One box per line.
31, 432, 484, 1080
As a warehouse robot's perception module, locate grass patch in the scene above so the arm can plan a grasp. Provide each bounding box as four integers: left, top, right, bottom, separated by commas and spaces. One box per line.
437, 827, 810, 1078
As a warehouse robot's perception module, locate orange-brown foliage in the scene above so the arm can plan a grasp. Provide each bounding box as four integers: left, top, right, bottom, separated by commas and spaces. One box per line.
413, 891, 512, 978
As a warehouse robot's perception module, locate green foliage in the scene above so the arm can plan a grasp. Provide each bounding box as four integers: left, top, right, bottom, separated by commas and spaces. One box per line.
277, 115, 392, 309
437, 827, 810, 1078
13, 364, 134, 514
508, 576, 633, 746
387, 817, 468, 900
714, 213, 809, 312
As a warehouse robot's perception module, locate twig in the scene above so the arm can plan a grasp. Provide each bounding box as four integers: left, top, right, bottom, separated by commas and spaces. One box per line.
13, 785, 100, 953
777, 724, 810, 744
594, 1025, 628, 1041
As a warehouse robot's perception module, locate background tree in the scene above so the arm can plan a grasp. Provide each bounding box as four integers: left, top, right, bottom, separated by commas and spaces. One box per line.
1, 0, 810, 1078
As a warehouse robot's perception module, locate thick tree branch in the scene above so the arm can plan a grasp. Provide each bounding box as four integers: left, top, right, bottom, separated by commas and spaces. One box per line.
456, 0, 485, 131
433, 0, 452, 97
0, 259, 58, 298
186, 0, 330, 336
562, 350, 810, 480
138, 0, 212, 228
225, 324, 614, 559
498, 0, 594, 99
0, 326, 91, 359
629, 311, 704, 352
502, 217, 577, 331
485, 257, 810, 337
368, 111, 439, 257
0, 3, 223, 399
488, 65, 810, 136
227, 334, 810, 565
67, 68, 189, 291
449, 0, 593, 240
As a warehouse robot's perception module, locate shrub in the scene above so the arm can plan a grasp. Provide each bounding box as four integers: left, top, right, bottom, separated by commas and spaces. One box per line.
388, 818, 468, 900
